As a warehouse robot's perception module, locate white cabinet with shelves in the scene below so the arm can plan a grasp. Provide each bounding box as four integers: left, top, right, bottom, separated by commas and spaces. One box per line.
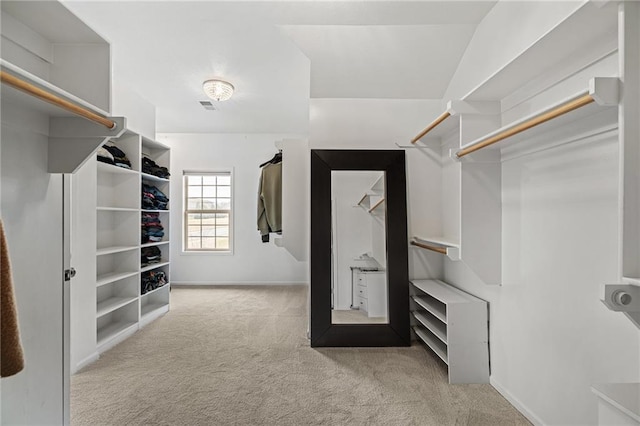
88, 132, 171, 357
410, 279, 489, 384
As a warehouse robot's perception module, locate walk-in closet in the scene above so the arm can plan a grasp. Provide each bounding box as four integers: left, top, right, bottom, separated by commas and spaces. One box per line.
1, 1, 639, 425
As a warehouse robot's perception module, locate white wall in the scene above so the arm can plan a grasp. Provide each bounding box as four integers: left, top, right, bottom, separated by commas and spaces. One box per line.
443, 0, 584, 101
1, 103, 65, 424
157, 133, 308, 285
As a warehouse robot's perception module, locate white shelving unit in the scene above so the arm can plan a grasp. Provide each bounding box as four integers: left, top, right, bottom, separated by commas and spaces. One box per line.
410, 279, 489, 384
93, 132, 171, 354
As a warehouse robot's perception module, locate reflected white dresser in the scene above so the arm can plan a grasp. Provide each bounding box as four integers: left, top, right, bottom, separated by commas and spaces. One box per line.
351, 268, 387, 318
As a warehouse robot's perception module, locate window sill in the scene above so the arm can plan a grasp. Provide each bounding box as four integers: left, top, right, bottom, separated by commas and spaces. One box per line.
181, 250, 233, 256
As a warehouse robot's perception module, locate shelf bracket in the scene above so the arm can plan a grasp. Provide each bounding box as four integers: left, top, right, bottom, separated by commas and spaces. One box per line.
601, 284, 640, 329
48, 116, 127, 174
589, 77, 619, 106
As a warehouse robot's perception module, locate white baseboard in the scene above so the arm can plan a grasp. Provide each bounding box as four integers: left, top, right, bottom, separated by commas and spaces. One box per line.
490, 376, 545, 426
72, 352, 99, 374
171, 281, 309, 286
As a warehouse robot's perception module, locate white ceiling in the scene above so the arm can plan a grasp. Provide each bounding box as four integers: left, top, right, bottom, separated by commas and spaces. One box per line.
63, 1, 496, 133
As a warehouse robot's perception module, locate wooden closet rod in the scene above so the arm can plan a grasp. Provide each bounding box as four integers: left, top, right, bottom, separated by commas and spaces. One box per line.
456, 93, 595, 158
410, 240, 447, 255
412, 111, 451, 144
0, 71, 116, 130
368, 198, 385, 213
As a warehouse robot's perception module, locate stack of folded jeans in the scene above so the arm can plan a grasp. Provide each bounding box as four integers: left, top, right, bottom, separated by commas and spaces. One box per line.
141, 212, 164, 243
141, 270, 167, 295
141, 246, 162, 267
142, 157, 170, 179
142, 183, 169, 210
98, 143, 132, 169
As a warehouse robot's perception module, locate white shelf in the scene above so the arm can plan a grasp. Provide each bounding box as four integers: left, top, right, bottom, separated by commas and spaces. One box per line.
412, 236, 461, 261
414, 326, 448, 364
141, 302, 169, 318
623, 277, 640, 286
141, 283, 169, 298
413, 236, 460, 249
141, 172, 170, 183
592, 383, 640, 423
141, 241, 170, 248
97, 207, 139, 212
96, 271, 138, 287
410, 279, 489, 384
96, 245, 138, 256
412, 311, 447, 344
140, 261, 170, 273
96, 296, 137, 318
412, 295, 447, 323
412, 279, 476, 305
97, 320, 137, 347
97, 161, 138, 176
142, 137, 170, 150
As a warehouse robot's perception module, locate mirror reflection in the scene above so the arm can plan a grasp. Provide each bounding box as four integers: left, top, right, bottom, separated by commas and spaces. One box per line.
331, 171, 388, 324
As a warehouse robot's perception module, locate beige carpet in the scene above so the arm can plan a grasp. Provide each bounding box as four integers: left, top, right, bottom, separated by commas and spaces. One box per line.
71, 286, 530, 426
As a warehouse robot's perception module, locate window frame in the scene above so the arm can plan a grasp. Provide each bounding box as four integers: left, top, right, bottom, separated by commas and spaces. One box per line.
182, 170, 234, 254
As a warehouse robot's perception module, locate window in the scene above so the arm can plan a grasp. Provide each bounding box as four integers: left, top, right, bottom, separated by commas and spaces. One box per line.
184, 172, 232, 252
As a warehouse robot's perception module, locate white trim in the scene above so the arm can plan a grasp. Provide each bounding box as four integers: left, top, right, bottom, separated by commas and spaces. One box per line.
182, 169, 234, 254
71, 352, 99, 374
171, 281, 309, 286
490, 377, 545, 426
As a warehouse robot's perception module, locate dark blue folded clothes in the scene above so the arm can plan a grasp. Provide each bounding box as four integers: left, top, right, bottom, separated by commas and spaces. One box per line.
102, 143, 132, 169
141, 246, 162, 266
142, 157, 170, 179
141, 184, 169, 210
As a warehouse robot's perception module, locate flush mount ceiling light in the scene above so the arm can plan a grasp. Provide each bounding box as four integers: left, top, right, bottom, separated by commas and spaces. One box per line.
203, 79, 234, 101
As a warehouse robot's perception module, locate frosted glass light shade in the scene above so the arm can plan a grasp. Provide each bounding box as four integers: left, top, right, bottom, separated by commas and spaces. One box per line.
203, 79, 234, 101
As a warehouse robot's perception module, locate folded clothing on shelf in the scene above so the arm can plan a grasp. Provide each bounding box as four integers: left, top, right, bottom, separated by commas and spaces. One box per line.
142, 183, 169, 210
97, 146, 115, 165
141, 270, 167, 295
100, 142, 132, 169
141, 246, 162, 266
141, 212, 164, 244
142, 156, 170, 179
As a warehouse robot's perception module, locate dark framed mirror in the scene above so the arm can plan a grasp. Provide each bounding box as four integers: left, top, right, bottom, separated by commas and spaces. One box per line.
310, 149, 410, 347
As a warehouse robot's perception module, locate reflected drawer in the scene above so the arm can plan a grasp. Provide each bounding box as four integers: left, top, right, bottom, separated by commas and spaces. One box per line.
356, 297, 368, 312
357, 286, 368, 299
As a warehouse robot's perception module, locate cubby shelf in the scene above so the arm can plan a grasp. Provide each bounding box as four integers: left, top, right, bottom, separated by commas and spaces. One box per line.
410, 280, 489, 384
141, 283, 170, 298
97, 207, 139, 212
97, 161, 138, 175
413, 326, 448, 364
140, 261, 170, 273
96, 271, 138, 287
96, 246, 138, 256
141, 172, 170, 183
97, 321, 137, 347
91, 130, 171, 356
413, 311, 447, 343
141, 241, 170, 248
97, 296, 137, 318
141, 303, 169, 319
411, 295, 447, 323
